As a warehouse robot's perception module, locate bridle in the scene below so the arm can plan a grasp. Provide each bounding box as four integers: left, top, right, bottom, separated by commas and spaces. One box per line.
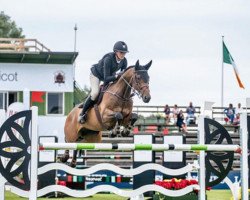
121, 70, 149, 99
104, 69, 149, 101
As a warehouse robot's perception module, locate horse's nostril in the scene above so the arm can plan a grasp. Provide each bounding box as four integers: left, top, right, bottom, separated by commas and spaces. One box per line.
143, 96, 151, 102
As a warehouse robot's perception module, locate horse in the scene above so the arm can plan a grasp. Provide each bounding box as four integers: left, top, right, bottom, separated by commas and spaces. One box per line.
61, 60, 152, 166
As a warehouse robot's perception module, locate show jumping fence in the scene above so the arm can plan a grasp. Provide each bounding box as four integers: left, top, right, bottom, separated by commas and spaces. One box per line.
0, 106, 249, 200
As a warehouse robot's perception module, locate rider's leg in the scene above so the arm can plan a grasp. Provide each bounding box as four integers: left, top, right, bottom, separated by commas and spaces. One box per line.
78, 96, 95, 123
78, 72, 100, 124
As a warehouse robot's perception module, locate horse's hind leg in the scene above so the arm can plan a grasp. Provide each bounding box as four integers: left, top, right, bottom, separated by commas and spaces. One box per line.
60, 150, 70, 163
69, 150, 78, 168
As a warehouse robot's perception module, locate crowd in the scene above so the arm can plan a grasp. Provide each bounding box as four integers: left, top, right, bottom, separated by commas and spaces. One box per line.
164, 102, 196, 133
224, 103, 242, 126
163, 102, 242, 133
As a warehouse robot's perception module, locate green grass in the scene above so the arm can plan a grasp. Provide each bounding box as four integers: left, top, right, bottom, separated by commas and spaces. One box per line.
206, 190, 233, 200
5, 190, 235, 200
5, 191, 127, 200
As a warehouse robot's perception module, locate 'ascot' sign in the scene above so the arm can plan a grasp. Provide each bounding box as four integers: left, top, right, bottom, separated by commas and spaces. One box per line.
0, 71, 18, 81
0, 63, 73, 92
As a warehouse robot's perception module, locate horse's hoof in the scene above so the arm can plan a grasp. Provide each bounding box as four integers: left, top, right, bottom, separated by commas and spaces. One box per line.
109, 131, 117, 138
121, 130, 130, 137
60, 154, 69, 163
110, 133, 116, 138
69, 161, 77, 168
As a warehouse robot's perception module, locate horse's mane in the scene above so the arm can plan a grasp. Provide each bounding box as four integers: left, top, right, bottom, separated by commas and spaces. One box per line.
110, 66, 134, 85
123, 65, 134, 73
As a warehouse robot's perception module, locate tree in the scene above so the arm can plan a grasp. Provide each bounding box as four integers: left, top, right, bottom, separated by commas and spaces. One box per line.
0, 11, 24, 38
74, 81, 90, 105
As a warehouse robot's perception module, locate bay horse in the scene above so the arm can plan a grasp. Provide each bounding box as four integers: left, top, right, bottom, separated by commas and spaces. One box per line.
61, 60, 152, 166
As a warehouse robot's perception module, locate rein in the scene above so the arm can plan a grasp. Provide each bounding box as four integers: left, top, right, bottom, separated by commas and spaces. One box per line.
121, 70, 149, 99
104, 69, 149, 101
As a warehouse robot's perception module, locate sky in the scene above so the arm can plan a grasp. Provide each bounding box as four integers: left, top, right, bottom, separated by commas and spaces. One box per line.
1, 0, 250, 108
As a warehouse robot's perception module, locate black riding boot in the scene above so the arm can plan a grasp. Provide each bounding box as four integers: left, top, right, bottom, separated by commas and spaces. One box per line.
78, 96, 95, 124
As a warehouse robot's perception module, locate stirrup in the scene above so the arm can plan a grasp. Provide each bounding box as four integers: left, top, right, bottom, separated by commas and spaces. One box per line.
78, 114, 87, 124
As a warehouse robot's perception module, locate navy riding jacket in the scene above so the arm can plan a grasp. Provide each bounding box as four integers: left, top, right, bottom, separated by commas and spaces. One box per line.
91, 52, 127, 85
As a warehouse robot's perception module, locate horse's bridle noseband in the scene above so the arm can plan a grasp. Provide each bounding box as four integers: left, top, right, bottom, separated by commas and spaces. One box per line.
121, 70, 149, 99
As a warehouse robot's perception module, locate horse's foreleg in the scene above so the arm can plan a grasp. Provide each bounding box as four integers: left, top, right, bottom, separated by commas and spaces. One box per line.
130, 113, 138, 126
121, 113, 138, 137
70, 150, 78, 168
109, 112, 123, 137
114, 112, 123, 125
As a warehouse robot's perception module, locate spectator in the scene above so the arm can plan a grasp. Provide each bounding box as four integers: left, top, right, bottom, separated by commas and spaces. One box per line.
172, 104, 179, 123
186, 102, 196, 125
164, 104, 171, 125
224, 103, 235, 124
235, 103, 242, 115
232, 113, 240, 132
176, 110, 188, 133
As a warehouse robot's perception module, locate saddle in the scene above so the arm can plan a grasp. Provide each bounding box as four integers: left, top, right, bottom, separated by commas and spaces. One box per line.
96, 84, 109, 104
78, 84, 109, 109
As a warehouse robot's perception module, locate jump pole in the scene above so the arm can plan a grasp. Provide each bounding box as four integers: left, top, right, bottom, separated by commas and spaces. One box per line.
39, 143, 240, 152
30, 106, 38, 200
240, 112, 248, 200
198, 115, 206, 200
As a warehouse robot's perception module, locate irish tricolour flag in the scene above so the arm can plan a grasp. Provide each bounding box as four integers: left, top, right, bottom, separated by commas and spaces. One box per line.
223, 42, 245, 89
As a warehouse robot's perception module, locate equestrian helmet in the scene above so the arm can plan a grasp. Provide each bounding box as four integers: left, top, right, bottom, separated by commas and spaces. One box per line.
113, 41, 129, 53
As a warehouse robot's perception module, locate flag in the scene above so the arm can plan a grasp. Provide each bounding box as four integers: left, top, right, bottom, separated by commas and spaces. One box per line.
31, 91, 45, 103
223, 42, 245, 89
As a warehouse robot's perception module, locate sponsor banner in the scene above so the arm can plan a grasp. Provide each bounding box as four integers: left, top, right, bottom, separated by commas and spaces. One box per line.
0, 63, 73, 92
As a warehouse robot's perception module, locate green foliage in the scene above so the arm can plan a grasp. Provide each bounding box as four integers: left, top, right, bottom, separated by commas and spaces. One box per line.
0, 11, 24, 38
145, 113, 165, 119
74, 81, 89, 105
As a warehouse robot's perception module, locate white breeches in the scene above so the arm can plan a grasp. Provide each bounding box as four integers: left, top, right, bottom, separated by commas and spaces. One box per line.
90, 72, 101, 101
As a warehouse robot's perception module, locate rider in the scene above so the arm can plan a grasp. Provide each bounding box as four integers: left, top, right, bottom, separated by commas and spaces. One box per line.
78, 41, 129, 124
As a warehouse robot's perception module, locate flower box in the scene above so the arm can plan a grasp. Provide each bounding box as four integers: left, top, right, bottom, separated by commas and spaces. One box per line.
153, 178, 209, 200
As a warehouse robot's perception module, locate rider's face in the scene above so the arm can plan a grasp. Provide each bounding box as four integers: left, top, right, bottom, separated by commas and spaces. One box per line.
116, 51, 126, 60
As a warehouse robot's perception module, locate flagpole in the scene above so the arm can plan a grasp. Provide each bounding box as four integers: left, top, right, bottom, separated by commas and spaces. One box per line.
221, 36, 224, 109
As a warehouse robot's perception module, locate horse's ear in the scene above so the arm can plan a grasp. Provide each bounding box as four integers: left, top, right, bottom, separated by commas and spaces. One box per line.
135, 60, 140, 70
144, 60, 152, 70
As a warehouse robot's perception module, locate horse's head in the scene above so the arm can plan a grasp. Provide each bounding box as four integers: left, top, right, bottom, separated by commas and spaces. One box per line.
132, 60, 152, 103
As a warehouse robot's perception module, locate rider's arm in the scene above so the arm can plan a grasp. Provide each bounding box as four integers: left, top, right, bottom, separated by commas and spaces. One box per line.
103, 57, 116, 85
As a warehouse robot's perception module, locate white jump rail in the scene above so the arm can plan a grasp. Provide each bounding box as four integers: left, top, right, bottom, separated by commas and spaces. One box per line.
39, 143, 241, 152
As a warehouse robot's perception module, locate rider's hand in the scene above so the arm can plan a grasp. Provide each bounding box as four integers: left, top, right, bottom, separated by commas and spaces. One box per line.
115, 72, 123, 78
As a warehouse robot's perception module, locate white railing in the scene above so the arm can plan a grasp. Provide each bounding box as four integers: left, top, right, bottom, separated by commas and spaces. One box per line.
0, 38, 50, 52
